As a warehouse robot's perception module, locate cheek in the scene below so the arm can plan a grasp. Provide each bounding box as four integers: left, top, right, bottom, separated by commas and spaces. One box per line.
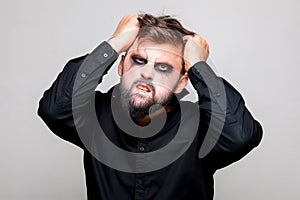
153, 73, 179, 92
123, 58, 140, 74
153, 83, 173, 99
121, 67, 140, 86
152, 85, 173, 104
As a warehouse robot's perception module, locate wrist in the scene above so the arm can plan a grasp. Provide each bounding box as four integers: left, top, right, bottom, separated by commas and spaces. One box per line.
185, 58, 202, 72
107, 38, 122, 54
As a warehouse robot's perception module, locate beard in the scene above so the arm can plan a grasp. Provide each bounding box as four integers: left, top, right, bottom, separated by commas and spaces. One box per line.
119, 78, 172, 120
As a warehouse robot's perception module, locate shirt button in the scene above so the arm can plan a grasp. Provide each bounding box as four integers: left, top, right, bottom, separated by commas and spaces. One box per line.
81, 73, 87, 78
103, 53, 108, 58
214, 93, 221, 97
139, 146, 145, 152
137, 179, 143, 184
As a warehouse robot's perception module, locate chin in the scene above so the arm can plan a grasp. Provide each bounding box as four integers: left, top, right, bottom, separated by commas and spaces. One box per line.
130, 93, 153, 107
130, 101, 151, 111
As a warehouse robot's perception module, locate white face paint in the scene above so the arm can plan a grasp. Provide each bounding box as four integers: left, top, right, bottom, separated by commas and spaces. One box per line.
118, 39, 186, 118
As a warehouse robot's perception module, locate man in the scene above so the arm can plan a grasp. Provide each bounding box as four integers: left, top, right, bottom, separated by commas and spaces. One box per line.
38, 14, 262, 200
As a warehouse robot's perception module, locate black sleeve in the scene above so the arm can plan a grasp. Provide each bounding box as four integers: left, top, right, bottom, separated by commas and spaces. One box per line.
188, 61, 263, 170
37, 41, 118, 148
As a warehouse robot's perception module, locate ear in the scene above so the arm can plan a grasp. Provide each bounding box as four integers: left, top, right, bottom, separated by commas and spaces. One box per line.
174, 74, 188, 94
118, 55, 125, 76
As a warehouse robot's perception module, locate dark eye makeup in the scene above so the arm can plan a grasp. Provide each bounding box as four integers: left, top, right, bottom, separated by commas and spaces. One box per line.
131, 55, 173, 74
131, 56, 147, 65
154, 63, 172, 73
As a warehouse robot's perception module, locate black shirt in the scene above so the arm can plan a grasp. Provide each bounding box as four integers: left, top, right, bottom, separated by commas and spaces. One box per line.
38, 42, 263, 200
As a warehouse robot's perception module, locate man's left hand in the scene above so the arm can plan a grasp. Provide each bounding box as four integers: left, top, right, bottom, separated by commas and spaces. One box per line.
183, 34, 209, 72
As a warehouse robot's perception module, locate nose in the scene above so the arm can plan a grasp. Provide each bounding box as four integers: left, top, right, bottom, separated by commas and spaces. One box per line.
140, 63, 155, 80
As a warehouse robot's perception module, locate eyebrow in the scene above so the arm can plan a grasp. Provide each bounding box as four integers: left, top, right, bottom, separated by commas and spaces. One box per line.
129, 48, 148, 60
129, 48, 182, 71
131, 54, 175, 70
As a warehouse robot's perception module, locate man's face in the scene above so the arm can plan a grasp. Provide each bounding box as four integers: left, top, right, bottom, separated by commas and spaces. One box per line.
118, 38, 188, 119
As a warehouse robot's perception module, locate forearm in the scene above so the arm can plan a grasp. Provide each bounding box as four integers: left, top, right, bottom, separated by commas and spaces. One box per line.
72, 41, 118, 108
37, 41, 118, 146
188, 61, 263, 169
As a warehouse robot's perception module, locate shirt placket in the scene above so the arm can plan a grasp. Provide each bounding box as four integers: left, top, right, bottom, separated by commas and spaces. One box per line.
134, 141, 148, 200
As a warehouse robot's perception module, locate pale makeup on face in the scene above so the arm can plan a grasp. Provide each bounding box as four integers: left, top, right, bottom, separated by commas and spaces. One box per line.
118, 39, 188, 108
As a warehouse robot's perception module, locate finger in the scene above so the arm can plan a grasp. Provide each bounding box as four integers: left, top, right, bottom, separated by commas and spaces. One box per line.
194, 35, 209, 51
183, 35, 194, 41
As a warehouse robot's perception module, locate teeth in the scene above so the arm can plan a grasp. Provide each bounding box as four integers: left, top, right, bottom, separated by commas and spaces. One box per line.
138, 85, 149, 92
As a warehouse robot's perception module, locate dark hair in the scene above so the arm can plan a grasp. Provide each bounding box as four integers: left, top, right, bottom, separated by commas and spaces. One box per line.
136, 14, 194, 74
137, 14, 195, 46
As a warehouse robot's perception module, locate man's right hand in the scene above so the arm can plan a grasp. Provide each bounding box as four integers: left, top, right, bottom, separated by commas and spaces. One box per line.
107, 15, 140, 54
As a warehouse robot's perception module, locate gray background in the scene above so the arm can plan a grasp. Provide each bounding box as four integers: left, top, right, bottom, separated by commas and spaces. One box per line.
1, 0, 299, 199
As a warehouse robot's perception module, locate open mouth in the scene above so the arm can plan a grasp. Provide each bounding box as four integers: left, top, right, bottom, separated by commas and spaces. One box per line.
136, 83, 152, 93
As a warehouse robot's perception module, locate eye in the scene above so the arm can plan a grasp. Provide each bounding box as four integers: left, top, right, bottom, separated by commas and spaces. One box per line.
132, 56, 147, 65
155, 64, 172, 73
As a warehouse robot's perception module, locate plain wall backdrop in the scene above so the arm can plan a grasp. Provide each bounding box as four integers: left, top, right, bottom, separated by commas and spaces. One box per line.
1, 0, 299, 199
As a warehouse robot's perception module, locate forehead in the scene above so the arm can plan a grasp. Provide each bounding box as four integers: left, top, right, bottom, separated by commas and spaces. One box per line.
127, 39, 183, 67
